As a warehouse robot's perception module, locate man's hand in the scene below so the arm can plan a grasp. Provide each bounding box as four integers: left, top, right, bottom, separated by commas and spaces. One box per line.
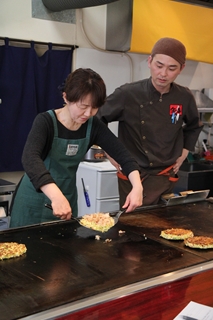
173, 148, 189, 174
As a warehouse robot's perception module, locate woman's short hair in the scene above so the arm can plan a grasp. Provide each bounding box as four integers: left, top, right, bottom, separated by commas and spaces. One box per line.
62, 68, 106, 109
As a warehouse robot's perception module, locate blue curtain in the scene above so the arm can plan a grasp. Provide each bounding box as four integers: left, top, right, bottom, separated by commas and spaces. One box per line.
0, 38, 73, 172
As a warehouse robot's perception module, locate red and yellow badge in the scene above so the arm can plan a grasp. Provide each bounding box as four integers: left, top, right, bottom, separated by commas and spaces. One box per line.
170, 105, 182, 123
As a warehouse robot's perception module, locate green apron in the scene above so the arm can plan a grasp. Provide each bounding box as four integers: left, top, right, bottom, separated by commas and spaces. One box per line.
10, 110, 93, 227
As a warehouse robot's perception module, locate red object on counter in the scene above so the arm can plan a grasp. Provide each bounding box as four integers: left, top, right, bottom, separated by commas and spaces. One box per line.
205, 154, 213, 160
204, 151, 211, 157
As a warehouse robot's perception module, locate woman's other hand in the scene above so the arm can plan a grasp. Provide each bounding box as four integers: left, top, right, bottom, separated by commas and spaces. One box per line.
123, 170, 143, 212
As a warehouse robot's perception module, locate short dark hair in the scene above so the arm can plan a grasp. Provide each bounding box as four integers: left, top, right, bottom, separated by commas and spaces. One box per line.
63, 68, 106, 108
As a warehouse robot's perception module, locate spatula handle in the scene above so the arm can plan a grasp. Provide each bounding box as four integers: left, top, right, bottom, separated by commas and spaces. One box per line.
44, 203, 77, 221
45, 203, 52, 210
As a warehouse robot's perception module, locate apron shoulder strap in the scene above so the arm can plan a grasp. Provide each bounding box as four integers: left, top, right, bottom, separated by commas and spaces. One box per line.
47, 110, 58, 137
86, 117, 93, 139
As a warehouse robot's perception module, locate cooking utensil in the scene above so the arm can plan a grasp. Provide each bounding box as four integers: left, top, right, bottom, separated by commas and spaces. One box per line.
84, 145, 106, 162
81, 178, 91, 207
202, 140, 211, 157
161, 189, 210, 206
108, 209, 126, 225
45, 203, 80, 222
45, 203, 125, 232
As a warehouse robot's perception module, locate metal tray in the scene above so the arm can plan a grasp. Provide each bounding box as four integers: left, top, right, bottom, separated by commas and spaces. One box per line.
161, 189, 210, 206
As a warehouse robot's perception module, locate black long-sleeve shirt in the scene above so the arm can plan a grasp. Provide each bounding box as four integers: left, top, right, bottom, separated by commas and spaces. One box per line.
22, 110, 140, 191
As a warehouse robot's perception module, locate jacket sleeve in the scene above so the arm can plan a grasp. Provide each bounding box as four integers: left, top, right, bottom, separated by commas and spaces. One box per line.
91, 117, 140, 177
183, 90, 203, 151
97, 86, 126, 123
22, 113, 55, 191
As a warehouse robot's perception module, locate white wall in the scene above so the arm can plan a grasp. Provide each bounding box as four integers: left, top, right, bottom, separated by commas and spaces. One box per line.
0, 0, 76, 44
1, 0, 213, 89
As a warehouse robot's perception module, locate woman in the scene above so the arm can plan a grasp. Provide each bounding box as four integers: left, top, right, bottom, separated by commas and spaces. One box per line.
10, 68, 143, 228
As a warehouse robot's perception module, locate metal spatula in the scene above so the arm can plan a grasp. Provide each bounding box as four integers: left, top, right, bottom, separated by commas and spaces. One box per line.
45, 203, 126, 232
108, 209, 126, 224
45, 203, 81, 223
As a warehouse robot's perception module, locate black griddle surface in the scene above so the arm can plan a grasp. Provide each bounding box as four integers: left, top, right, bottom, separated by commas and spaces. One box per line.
0, 201, 213, 319
120, 200, 213, 259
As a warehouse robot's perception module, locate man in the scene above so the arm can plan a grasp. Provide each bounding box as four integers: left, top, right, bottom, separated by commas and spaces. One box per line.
97, 37, 203, 206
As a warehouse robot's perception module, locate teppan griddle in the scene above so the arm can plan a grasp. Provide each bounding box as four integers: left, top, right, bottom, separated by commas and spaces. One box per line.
1, 200, 213, 320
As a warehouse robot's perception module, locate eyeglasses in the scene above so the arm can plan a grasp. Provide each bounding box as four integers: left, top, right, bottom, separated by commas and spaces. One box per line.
76, 102, 98, 111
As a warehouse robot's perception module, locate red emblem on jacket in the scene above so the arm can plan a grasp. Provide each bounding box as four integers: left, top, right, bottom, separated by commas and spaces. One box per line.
170, 105, 182, 123
170, 105, 182, 115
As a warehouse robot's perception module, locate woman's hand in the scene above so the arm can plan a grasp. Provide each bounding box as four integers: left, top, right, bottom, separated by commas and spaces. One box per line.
41, 183, 72, 220
51, 197, 72, 220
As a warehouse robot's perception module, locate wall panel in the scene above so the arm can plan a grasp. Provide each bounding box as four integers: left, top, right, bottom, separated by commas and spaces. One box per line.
130, 0, 213, 64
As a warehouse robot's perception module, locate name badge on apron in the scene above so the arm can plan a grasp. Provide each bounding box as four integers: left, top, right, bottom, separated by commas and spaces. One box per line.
66, 144, 79, 156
